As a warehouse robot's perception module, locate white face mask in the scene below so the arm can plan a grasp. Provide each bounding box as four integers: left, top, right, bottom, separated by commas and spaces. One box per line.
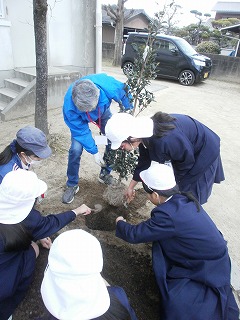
21, 160, 30, 170
23, 155, 42, 168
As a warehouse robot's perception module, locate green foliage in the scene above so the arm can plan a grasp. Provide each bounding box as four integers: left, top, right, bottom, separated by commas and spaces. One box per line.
125, 25, 159, 116
106, 24, 158, 182
104, 149, 139, 181
170, 17, 240, 49
210, 29, 222, 46
212, 18, 240, 29
181, 23, 212, 45
196, 41, 221, 54
201, 31, 210, 40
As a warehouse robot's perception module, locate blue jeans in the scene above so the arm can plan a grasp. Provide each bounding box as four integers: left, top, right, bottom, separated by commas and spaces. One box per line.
66, 108, 112, 187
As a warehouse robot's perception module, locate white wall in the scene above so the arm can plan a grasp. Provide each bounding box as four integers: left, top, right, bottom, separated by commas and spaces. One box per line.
47, 0, 73, 66
70, 0, 96, 68
48, 0, 96, 68
1, 0, 96, 70
0, 19, 14, 70
5, 0, 36, 68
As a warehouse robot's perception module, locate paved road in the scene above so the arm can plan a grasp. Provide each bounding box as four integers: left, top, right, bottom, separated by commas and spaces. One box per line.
103, 64, 240, 293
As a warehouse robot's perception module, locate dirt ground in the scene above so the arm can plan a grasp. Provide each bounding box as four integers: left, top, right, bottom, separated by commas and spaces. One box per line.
1, 63, 240, 319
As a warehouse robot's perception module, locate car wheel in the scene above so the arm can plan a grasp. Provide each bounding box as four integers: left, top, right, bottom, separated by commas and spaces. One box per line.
178, 70, 195, 86
122, 61, 134, 76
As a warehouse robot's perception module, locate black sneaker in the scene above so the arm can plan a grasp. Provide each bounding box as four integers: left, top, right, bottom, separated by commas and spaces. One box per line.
62, 185, 79, 204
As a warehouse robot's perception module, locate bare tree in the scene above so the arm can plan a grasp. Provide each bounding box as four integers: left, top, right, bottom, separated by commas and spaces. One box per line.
103, 0, 133, 66
33, 0, 49, 135
154, 0, 182, 35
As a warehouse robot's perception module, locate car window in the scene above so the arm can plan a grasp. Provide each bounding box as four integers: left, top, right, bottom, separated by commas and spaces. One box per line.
129, 36, 148, 53
174, 38, 197, 55
130, 36, 147, 45
154, 40, 178, 55
169, 42, 177, 51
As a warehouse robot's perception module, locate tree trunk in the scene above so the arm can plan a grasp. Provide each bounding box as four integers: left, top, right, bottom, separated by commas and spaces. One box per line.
33, 0, 49, 135
112, 0, 124, 66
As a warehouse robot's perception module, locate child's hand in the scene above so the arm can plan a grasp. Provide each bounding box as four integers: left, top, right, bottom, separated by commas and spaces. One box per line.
73, 204, 92, 216
116, 216, 126, 224
39, 237, 52, 249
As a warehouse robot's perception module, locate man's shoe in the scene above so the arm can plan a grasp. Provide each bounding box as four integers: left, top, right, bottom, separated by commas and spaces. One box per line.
62, 185, 79, 204
98, 172, 117, 185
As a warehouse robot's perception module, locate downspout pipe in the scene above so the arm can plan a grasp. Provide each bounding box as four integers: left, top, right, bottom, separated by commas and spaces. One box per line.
95, 0, 102, 73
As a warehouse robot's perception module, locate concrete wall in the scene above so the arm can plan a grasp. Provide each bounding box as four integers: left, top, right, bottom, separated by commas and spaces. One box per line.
1, 71, 82, 121
102, 42, 115, 59
203, 53, 240, 83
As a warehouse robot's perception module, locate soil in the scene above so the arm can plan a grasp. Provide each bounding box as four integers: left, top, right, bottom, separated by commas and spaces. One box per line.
14, 182, 160, 320
1, 62, 239, 319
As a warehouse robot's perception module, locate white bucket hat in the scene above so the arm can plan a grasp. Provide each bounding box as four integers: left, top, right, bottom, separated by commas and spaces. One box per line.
140, 161, 176, 190
0, 169, 47, 224
41, 229, 110, 320
105, 113, 153, 149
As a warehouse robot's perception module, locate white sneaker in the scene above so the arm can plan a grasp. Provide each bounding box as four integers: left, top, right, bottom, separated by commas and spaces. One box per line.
8, 316, 12, 320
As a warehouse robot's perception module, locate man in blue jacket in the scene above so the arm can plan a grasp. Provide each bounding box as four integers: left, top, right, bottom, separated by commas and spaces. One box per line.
62, 73, 133, 204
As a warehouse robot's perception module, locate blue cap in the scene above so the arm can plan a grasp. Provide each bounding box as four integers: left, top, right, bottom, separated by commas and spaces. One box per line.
16, 126, 52, 159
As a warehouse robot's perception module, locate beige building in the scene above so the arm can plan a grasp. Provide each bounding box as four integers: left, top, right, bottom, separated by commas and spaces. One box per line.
102, 8, 152, 44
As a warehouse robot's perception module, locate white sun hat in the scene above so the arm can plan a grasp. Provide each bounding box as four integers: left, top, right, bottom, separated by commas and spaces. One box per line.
0, 169, 47, 224
105, 113, 153, 150
41, 229, 110, 320
140, 161, 176, 190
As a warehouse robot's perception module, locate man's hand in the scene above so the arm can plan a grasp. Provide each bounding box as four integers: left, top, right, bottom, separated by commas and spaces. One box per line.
94, 152, 106, 167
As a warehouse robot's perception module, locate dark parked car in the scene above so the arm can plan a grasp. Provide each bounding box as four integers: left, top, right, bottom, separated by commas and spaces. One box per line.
121, 32, 212, 86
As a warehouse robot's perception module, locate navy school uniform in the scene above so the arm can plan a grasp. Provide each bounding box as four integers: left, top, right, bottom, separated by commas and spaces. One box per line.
0, 153, 22, 184
116, 194, 239, 320
0, 209, 76, 320
36, 286, 138, 320
133, 114, 225, 204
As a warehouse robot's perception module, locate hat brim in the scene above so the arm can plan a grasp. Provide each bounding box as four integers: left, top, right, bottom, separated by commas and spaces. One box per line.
0, 178, 47, 224
34, 145, 52, 159
41, 270, 110, 319
139, 170, 148, 185
131, 117, 153, 138
140, 162, 176, 190
110, 141, 122, 150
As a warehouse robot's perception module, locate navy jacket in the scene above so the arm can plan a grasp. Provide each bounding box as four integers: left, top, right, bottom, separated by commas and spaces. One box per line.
0, 153, 22, 184
116, 195, 239, 320
133, 114, 225, 203
0, 209, 76, 320
36, 286, 138, 320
